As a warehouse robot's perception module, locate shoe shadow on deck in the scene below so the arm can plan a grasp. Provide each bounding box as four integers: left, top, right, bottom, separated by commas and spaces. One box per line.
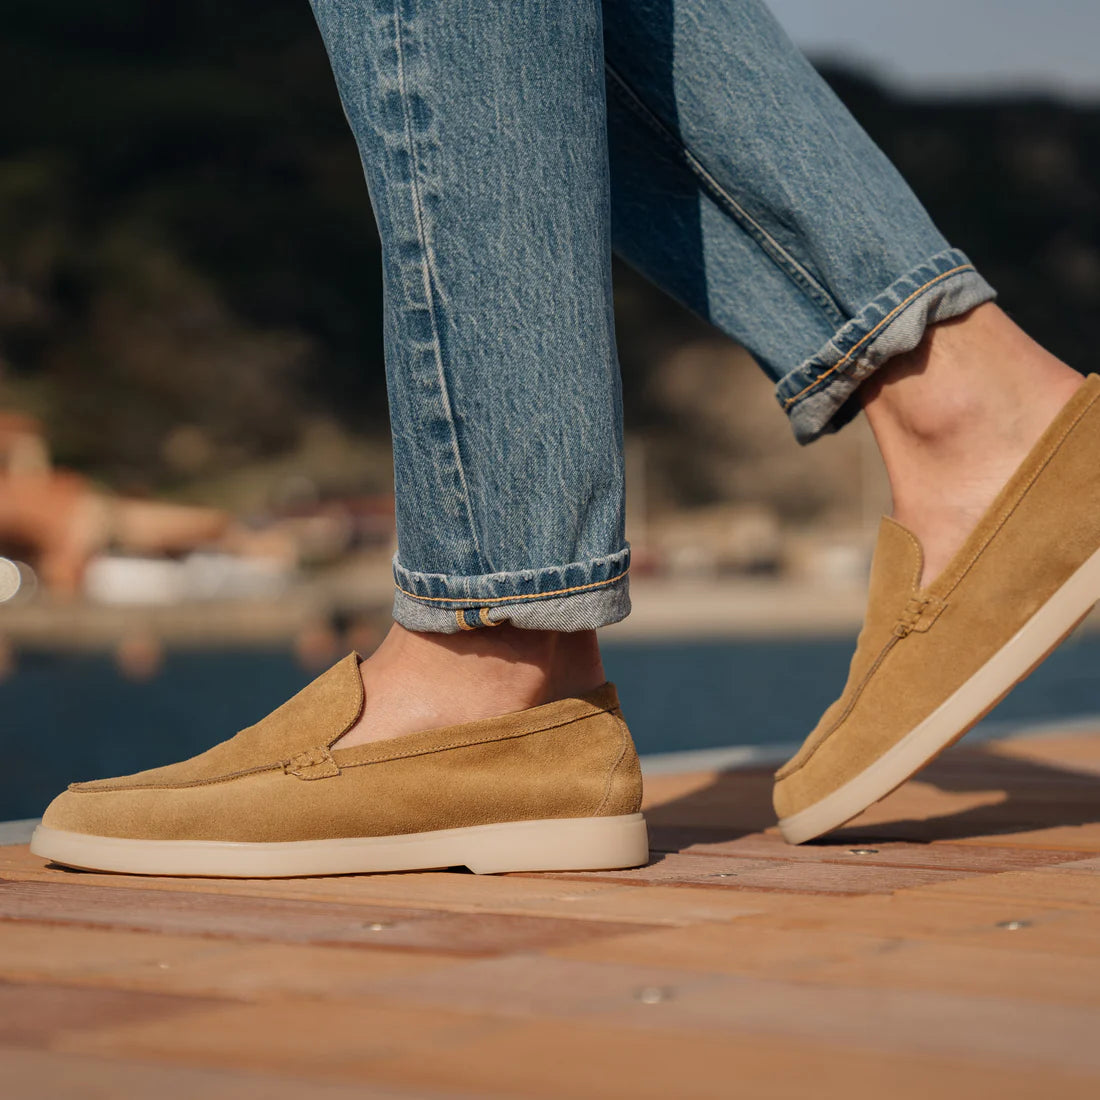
642, 741, 1100, 854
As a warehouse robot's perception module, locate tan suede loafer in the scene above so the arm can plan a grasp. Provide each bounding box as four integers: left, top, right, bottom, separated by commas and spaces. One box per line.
31, 654, 648, 877
775, 374, 1100, 844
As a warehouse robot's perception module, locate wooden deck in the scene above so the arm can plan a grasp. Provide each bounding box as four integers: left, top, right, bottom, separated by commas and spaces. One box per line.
3, 729, 1100, 1099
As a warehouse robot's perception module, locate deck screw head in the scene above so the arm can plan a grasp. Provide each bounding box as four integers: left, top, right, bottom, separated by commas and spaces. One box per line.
635, 986, 674, 1005
364, 921, 393, 932
996, 919, 1031, 931
848, 848, 879, 855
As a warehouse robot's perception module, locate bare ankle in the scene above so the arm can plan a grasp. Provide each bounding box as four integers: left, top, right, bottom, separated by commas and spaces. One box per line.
337, 622, 606, 748
862, 303, 1083, 583
863, 304, 1081, 452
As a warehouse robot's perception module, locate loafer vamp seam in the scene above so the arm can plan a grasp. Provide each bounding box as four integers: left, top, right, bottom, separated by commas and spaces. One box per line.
333, 706, 617, 770
65, 708, 618, 793
775, 633, 904, 780
781, 384, 1100, 785
69, 763, 286, 793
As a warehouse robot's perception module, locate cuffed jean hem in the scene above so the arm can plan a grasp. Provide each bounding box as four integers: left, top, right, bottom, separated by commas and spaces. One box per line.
390, 546, 632, 633
776, 248, 998, 444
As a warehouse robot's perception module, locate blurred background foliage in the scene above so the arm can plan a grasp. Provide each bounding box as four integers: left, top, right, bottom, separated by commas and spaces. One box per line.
2, 0, 1099, 510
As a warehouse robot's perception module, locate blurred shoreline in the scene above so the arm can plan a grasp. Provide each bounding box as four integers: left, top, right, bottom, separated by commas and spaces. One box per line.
6, 574, 1100, 653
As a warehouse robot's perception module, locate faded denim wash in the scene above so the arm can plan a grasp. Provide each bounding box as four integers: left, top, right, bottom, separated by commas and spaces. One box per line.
307, 0, 996, 633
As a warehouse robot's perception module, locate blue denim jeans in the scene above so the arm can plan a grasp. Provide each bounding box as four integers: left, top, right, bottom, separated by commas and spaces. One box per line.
308, 0, 995, 633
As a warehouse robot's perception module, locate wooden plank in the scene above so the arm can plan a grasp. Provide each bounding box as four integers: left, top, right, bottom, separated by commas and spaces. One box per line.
0, 1047, 446, 1100
361, 1018, 1100, 1100
349, 953, 724, 1018
0, 923, 454, 1000
1042, 855, 1100, 875
0, 880, 658, 954
954, 825, 1100, 852
897, 867, 1100, 909
722, 893, 1100, 956
48, 989, 1100, 1099
534, 851, 972, 894
548, 920, 912, 978
550, 904, 1100, 980
57, 998, 499, 1080
596, 977, 1100, 1073
647, 826, 1091, 871
804, 939, 1100, 1006
0, 980, 217, 1048
989, 733, 1100, 772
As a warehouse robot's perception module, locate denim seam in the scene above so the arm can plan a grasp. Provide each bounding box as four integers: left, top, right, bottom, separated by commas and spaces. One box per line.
781, 263, 974, 410
393, 2, 483, 563
604, 61, 845, 326
396, 566, 630, 605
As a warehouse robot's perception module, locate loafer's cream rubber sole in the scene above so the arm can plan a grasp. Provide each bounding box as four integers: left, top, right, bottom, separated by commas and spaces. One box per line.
30, 813, 649, 878
778, 542, 1100, 845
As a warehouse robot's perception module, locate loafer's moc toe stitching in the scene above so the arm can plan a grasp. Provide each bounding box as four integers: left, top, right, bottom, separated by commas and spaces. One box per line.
775, 375, 1100, 844
31, 654, 648, 877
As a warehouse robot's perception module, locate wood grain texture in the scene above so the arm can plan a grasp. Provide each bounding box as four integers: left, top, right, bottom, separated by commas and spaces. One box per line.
3, 728, 1100, 1098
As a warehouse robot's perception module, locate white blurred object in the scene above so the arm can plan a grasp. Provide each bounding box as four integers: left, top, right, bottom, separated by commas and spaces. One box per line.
0, 557, 20, 603
0, 558, 36, 604
85, 553, 292, 605
182, 552, 292, 600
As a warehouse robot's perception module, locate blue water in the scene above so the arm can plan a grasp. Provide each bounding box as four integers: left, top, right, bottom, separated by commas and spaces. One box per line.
4, 633, 1100, 821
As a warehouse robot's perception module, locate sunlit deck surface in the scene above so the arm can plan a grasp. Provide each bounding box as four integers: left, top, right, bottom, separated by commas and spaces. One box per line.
4, 728, 1100, 1099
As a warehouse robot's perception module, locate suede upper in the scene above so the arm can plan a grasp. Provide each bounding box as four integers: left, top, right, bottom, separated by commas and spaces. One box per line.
43, 654, 642, 842
774, 374, 1100, 820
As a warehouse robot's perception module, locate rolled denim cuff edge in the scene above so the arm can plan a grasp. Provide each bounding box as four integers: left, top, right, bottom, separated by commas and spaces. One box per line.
391, 546, 631, 633
776, 248, 997, 444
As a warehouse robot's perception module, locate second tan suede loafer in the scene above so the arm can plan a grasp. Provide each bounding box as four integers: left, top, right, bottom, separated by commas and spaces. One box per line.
31, 654, 648, 877
775, 374, 1100, 844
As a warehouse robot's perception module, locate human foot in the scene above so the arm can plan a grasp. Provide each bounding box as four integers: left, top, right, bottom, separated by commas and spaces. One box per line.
31, 654, 647, 876
775, 374, 1100, 843
336, 622, 607, 749
863, 303, 1083, 585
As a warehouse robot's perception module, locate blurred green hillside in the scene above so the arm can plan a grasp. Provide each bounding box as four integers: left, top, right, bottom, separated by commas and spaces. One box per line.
2, 1, 1098, 505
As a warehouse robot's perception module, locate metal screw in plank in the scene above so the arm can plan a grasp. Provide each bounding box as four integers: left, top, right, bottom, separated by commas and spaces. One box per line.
635, 986, 675, 1004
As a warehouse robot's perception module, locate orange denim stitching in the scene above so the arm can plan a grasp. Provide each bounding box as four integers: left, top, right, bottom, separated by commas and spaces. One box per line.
396, 566, 630, 605
782, 264, 973, 410
455, 610, 476, 630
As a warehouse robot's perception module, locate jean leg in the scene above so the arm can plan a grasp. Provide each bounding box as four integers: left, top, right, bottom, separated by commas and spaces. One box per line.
602, 0, 997, 443
308, 1, 629, 631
